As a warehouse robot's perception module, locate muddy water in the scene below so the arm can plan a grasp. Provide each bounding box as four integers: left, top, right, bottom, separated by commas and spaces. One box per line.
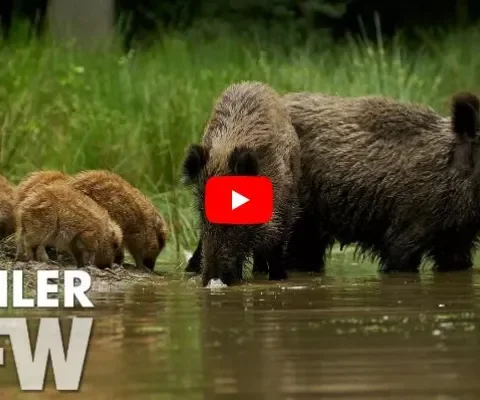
2, 262, 480, 399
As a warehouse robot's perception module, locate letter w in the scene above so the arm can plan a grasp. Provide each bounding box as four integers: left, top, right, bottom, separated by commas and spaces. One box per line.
0, 317, 93, 391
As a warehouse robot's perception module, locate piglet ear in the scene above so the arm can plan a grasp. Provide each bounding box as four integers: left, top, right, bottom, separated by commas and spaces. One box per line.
182, 144, 209, 184
228, 146, 260, 176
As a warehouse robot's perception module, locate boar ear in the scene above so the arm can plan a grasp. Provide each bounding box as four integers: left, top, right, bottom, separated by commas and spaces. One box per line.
182, 144, 209, 184
452, 91, 480, 139
229, 146, 260, 176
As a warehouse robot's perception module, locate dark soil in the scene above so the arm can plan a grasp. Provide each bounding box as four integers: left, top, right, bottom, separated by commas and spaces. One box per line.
0, 236, 167, 292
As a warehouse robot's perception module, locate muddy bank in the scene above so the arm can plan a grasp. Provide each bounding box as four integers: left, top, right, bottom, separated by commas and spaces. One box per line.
0, 237, 168, 292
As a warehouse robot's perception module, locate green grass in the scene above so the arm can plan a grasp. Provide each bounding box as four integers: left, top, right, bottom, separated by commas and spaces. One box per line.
1, 23, 480, 271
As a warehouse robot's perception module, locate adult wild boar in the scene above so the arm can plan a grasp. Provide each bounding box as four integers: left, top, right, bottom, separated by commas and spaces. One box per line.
183, 81, 301, 286
283, 91, 480, 273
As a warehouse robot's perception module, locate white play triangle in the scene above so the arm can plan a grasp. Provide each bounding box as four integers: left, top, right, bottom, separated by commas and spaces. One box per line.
231, 190, 250, 210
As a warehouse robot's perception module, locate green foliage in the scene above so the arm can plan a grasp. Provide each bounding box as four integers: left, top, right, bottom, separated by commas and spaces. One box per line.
0, 25, 478, 188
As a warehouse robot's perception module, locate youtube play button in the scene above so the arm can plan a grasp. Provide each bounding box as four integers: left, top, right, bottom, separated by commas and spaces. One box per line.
205, 176, 273, 225
231, 190, 250, 210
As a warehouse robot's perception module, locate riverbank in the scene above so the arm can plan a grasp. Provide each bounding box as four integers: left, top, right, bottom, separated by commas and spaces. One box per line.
0, 236, 175, 293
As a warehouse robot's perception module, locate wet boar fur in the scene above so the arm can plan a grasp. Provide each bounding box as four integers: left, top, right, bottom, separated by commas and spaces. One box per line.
16, 182, 123, 269
68, 170, 168, 271
0, 175, 15, 240
182, 81, 301, 286
14, 170, 70, 260
283, 91, 480, 273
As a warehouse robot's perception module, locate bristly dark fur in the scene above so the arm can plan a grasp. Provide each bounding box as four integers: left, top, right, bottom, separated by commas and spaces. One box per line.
283, 91, 480, 274
183, 81, 301, 286
451, 91, 480, 173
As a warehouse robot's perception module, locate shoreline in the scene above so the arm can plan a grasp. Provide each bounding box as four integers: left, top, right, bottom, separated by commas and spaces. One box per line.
0, 237, 170, 293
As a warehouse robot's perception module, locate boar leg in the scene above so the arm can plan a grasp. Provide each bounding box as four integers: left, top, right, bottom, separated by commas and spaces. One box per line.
17, 229, 38, 262
265, 242, 288, 281
377, 225, 425, 273
114, 246, 125, 265
431, 230, 475, 271
252, 251, 269, 274
285, 216, 333, 273
35, 245, 50, 263
379, 250, 422, 273
24, 244, 38, 261
132, 253, 145, 269
434, 248, 473, 271
15, 230, 27, 261
185, 239, 202, 274
378, 240, 422, 273
70, 235, 86, 268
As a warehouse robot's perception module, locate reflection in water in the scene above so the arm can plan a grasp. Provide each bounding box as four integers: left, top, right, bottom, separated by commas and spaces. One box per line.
1, 262, 480, 399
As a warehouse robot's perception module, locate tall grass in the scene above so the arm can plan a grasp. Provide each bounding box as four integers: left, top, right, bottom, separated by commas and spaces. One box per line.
1, 23, 480, 269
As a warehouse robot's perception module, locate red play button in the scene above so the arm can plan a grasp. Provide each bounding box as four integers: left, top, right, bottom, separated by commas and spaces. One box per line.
205, 176, 273, 225
231, 190, 250, 210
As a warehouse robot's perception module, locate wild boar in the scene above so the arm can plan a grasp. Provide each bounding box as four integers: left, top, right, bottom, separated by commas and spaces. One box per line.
283, 91, 480, 273
183, 81, 301, 286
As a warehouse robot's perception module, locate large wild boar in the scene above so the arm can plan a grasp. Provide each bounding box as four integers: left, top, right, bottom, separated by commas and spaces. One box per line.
183, 81, 301, 286
283, 91, 480, 273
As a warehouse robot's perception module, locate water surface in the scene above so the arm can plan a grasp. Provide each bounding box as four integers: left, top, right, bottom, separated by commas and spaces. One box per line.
2, 262, 480, 399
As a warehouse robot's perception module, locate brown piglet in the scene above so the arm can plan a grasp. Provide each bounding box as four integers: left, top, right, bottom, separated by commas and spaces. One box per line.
68, 170, 168, 270
14, 170, 69, 260
15, 181, 123, 269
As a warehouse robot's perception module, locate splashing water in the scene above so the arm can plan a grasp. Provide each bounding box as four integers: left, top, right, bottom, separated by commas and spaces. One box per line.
206, 278, 227, 289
